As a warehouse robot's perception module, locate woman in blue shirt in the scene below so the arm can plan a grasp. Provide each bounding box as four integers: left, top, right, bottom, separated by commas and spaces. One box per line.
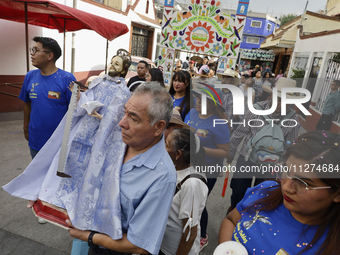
219, 131, 340, 255
169, 70, 193, 120
186, 84, 230, 251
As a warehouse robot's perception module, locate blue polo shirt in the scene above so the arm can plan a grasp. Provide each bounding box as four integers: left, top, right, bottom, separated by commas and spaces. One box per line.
19, 69, 75, 150
120, 135, 177, 254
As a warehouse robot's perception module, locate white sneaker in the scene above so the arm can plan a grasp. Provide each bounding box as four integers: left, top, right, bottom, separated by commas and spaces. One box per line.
38, 218, 47, 224
200, 234, 209, 251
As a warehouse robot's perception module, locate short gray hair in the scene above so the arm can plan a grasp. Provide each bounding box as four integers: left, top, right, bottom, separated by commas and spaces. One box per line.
133, 82, 173, 127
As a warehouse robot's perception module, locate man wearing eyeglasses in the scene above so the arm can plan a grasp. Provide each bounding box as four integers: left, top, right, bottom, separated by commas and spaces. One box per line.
19, 36, 76, 160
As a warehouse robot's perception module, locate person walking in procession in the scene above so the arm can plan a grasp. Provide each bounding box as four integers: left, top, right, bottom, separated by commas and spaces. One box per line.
316, 80, 340, 131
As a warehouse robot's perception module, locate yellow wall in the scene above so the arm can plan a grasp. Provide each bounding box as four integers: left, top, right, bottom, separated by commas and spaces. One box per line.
326, 0, 340, 16
261, 12, 340, 49
303, 13, 340, 31
260, 18, 300, 49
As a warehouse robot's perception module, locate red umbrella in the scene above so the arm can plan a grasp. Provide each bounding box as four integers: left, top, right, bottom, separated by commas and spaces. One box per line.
0, 0, 129, 71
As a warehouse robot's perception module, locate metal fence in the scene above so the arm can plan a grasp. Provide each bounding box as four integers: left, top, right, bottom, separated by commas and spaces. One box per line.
289, 53, 309, 78
315, 58, 340, 123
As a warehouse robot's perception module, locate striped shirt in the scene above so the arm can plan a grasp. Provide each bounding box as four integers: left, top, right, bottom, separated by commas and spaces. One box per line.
253, 77, 263, 101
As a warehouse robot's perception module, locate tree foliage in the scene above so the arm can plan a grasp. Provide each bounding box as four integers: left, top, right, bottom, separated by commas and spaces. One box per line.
279, 14, 298, 26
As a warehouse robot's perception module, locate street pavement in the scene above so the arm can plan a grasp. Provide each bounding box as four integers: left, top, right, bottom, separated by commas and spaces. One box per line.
0, 112, 72, 255
0, 111, 306, 255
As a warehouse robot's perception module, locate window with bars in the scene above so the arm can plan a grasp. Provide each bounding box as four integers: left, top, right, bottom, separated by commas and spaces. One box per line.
267, 23, 272, 31
251, 20, 262, 28
246, 36, 260, 44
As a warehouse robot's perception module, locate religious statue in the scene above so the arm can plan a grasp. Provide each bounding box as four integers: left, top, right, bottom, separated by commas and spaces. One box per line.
3, 49, 132, 240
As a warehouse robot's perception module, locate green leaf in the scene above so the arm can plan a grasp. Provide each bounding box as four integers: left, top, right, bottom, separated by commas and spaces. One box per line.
160, 59, 166, 65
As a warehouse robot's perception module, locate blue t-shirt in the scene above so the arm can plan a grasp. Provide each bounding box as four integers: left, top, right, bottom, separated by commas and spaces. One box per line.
172, 95, 187, 120
19, 69, 75, 151
186, 108, 230, 167
234, 181, 328, 255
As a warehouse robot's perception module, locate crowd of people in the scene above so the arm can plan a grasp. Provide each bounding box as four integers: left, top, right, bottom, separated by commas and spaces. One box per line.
3, 36, 340, 255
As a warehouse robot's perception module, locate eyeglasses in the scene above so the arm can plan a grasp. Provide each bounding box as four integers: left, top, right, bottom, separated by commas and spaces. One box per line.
276, 171, 331, 195
30, 47, 50, 55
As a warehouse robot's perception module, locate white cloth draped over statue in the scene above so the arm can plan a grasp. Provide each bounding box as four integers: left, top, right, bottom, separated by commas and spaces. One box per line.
3, 75, 131, 240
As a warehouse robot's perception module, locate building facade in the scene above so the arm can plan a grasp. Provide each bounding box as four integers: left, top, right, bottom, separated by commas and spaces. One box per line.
240, 12, 280, 50
0, 0, 161, 112
288, 12, 340, 133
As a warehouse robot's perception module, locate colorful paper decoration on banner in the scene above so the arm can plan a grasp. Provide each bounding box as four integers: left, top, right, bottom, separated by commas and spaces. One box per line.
239, 59, 251, 72
160, 0, 248, 56
157, 0, 250, 85
217, 56, 237, 74
157, 47, 175, 89
237, 0, 249, 16
240, 49, 275, 61
164, 0, 175, 7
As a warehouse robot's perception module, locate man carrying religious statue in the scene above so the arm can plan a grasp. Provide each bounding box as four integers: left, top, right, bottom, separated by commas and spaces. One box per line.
67, 82, 176, 255
3, 49, 132, 241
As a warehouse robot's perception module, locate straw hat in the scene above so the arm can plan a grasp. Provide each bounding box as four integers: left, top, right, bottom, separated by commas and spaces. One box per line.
170, 109, 196, 133
276, 77, 305, 99
262, 84, 272, 93
216, 69, 240, 86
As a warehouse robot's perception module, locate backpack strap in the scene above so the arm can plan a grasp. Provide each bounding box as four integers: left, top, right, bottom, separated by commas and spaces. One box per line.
279, 109, 296, 127
253, 103, 271, 124
174, 174, 208, 196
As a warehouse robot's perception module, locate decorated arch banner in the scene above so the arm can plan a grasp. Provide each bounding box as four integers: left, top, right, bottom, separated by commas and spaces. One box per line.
158, 0, 250, 87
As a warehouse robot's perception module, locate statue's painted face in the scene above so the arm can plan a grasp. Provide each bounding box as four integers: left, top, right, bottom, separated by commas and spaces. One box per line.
108, 56, 123, 77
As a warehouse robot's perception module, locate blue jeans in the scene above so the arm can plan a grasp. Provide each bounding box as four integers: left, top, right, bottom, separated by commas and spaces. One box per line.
230, 155, 265, 208
200, 178, 217, 238
30, 147, 39, 159
71, 239, 89, 255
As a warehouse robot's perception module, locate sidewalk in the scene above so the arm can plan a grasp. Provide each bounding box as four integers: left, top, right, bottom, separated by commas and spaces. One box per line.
0, 112, 73, 255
